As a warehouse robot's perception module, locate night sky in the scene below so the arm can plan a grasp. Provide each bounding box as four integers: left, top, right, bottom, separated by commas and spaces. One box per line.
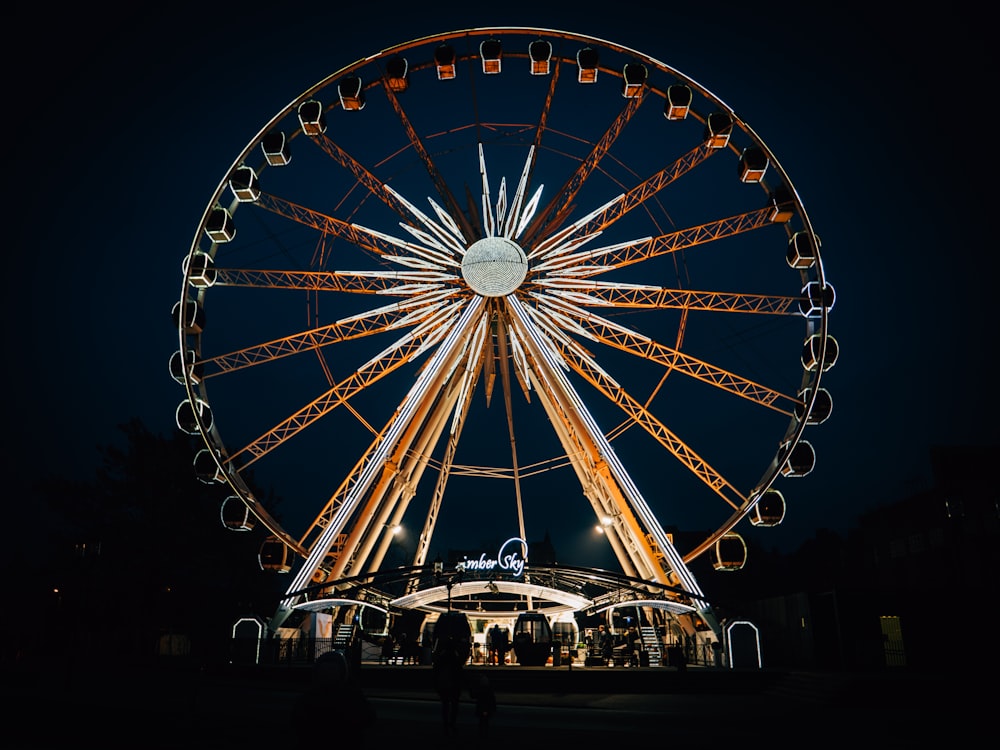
9, 3, 994, 575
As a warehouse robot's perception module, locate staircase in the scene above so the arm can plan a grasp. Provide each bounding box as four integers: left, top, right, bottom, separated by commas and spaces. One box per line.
639, 626, 662, 666
332, 623, 356, 650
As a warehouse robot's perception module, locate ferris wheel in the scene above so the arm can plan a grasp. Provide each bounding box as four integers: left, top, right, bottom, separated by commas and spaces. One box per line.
173, 27, 836, 638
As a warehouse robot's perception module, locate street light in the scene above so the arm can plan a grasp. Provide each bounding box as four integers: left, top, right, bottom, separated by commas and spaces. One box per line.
383, 523, 408, 568
432, 555, 464, 611
596, 515, 613, 534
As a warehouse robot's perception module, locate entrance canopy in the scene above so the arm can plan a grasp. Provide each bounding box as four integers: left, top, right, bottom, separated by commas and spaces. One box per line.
392, 579, 593, 615
287, 563, 708, 620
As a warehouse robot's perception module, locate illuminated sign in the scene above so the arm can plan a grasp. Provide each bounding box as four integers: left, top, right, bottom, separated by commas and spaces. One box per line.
460, 536, 527, 578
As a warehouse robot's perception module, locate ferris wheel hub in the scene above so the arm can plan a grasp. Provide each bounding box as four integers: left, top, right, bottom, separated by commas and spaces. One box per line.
461, 236, 528, 297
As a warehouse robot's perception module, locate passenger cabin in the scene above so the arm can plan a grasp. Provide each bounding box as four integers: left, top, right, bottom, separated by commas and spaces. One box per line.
258, 536, 292, 573
786, 230, 819, 269
435, 44, 456, 80
385, 56, 409, 92
529, 39, 552, 75
551, 620, 580, 653
171, 299, 205, 334
801, 333, 839, 372
749, 489, 786, 527
261, 131, 291, 166
711, 532, 747, 571
175, 398, 213, 436
338, 76, 365, 111
621, 63, 647, 97
738, 146, 769, 182
221, 495, 255, 531
297, 99, 327, 136
168, 349, 202, 385
205, 207, 235, 243
798, 281, 836, 317
576, 46, 599, 83
183, 251, 216, 288
512, 611, 554, 666
768, 185, 796, 223
229, 165, 260, 202
193, 448, 224, 484
480, 38, 502, 74
795, 386, 833, 425
664, 84, 692, 120
779, 439, 815, 478
703, 111, 733, 148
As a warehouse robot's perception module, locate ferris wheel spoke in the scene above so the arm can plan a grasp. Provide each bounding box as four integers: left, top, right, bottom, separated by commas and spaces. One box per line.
404, 316, 493, 582
479, 61, 561, 243
292, 327, 482, 570
536, 279, 801, 315
380, 186, 467, 259
337, 362, 472, 580
522, 92, 646, 246
297, 425, 389, 556
548, 327, 747, 512
501, 60, 560, 227
505, 309, 657, 583
531, 206, 776, 278
254, 191, 454, 267
526, 195, 617, 263
225, 301, 464, 470
532, 55, 560, 150
477, 143, 547, 249
199, 291, 457, 377
306, 132, 417, 223
531, 292, 799, 415
571, 141, 716, 238
212, 267, 458, 293
380, 79, 477, 242
508, 295, 706, 598
273, 299, 487, 619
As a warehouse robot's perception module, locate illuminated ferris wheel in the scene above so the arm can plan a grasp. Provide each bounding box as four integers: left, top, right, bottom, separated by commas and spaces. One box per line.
173, 27, 836, 639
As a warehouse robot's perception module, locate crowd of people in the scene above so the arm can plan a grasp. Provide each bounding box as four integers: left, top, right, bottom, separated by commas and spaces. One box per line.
587, 624, 642, 667
377, 631, 421, 665
295, 620, 653, 742
377, 622, 648, 668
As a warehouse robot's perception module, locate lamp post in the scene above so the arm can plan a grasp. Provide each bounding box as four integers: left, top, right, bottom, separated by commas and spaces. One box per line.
433, 555, 451, 611
385, 523, 409, 568
433, 555, 465, 612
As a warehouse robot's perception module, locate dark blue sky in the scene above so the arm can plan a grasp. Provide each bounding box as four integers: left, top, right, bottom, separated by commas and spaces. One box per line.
9, 3, 994, 571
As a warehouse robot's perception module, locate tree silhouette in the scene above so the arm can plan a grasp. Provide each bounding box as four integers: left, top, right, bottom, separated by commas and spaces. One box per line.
11, 418, 286, 673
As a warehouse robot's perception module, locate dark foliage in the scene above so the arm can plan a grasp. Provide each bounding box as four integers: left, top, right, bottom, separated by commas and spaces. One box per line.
7, 418, 286, 672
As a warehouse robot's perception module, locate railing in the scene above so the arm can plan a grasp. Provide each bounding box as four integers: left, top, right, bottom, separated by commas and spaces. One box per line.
232, 635, 371, 666
231, 634, 719, 668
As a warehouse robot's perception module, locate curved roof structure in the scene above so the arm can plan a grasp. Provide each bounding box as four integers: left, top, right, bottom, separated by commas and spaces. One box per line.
288, 563, 707, 619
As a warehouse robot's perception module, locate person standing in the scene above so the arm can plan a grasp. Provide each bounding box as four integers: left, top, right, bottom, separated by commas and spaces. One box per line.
488, 624, 502, 665
496, 626, 509, 665
432, 637, 464, 733
470, 673, 497, 736
626, 626, 640, 667
596, 624, 611, 665
292, 650, 375, 745
380, 633, 395, 665
397, 632, 413, 664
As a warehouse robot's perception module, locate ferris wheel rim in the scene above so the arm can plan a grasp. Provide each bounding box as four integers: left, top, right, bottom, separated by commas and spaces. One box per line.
175, 26, 834, 619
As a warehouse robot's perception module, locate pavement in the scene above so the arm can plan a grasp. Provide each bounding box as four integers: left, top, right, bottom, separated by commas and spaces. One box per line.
4, 659, 987, 748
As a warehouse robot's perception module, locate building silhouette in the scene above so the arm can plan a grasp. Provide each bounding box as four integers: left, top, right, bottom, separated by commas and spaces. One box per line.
729, 444, 997, 671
